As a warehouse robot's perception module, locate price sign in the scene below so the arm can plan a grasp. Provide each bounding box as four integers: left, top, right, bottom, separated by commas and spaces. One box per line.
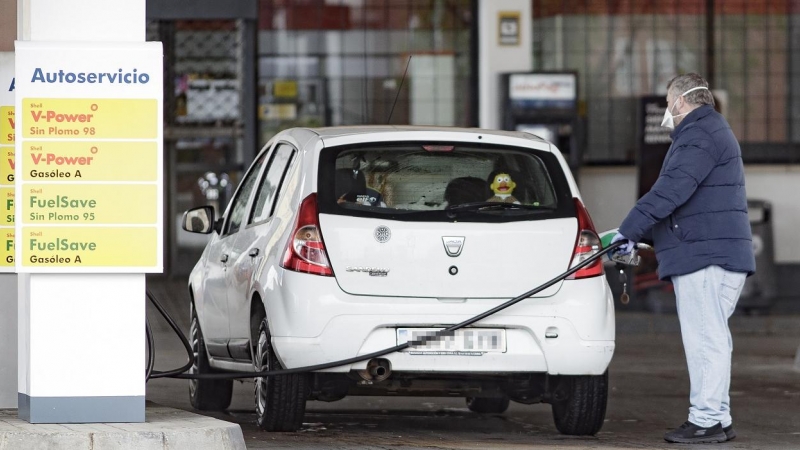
23, 98, 157, 139
0, 54, 15, 270
22, 141, 157, 181
15, 42, 163, 272
23, 227, 156, 267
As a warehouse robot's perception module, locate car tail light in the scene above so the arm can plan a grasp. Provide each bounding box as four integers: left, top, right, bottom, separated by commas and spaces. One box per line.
568, 198, 603, 279
281, 193, 333, 276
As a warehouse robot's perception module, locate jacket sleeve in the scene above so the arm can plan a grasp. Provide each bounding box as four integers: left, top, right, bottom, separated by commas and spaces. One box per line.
618, 129, 718, 243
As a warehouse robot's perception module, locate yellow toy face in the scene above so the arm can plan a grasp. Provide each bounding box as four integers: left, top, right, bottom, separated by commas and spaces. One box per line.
490, 173, 516, 195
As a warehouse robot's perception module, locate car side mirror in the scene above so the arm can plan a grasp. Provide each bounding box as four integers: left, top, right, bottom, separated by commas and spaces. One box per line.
182, 206, 215, 234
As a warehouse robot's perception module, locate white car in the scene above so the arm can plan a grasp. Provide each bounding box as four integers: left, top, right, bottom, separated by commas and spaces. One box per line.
182, 126, 615, 435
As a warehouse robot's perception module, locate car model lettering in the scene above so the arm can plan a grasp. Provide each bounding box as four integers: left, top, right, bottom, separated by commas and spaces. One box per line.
346, 266, 390, 276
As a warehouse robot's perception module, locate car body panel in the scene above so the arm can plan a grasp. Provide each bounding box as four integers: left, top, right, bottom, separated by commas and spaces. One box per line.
228, 142, 303, 341
198, 233, 234, 347
269, 269, 614, 375
321, 215, 577, 298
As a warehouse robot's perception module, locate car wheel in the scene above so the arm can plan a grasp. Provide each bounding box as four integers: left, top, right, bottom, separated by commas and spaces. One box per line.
188, 302, 233, 411
254, 317, 309, 431
465, 396, 510, 414
550, 372, 608, 436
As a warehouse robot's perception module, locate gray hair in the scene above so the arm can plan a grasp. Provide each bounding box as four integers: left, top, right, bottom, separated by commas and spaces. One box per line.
667, 73, 715, 107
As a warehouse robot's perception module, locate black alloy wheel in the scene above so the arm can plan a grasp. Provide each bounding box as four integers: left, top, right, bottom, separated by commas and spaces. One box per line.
254, 317, 309, 431
188, 302, 233, 411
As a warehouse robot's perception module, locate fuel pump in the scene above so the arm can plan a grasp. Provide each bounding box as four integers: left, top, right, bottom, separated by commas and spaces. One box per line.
599, 229, 652, 304
500, 72, 581, 172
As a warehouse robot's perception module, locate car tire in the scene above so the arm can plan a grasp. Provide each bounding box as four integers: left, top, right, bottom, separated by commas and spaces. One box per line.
188, 303, 233, 411
255, 317, 309, 431
465, 396, 510, 414
550, 372, 608, 436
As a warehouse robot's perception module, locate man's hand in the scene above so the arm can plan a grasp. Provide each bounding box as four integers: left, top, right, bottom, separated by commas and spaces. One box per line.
611, 232, 636, 256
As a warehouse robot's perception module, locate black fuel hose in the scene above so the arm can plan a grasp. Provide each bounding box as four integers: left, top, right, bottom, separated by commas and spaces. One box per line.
145, 316, 155, 380
147, 289, 195, 380
146, 240, 624, 381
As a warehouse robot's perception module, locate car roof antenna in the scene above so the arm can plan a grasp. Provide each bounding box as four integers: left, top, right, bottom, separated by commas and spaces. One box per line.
386, 55, 412, 125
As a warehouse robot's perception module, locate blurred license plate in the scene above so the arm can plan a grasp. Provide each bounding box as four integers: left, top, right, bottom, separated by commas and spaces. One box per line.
396, 328, 506, 354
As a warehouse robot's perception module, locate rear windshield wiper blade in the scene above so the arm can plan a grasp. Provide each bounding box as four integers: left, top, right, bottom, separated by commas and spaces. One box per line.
446, 201, 555, 212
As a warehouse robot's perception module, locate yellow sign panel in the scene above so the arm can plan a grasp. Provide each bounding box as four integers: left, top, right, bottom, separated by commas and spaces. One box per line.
22, 226, 157, 268
273, 81, 298, 98
0, 187, 13, 226
1, 106, 15, 272
1, 107, 13, 144
0, 229, 13, 267
22, 98, 157, 139
0, 147, 12, 186
22, 141, 157, 181
24, 184, 157, 224
259, 103, 297, 121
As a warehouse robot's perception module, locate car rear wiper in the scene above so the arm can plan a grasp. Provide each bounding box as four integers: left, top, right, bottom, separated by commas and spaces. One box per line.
446, 201, 555, 212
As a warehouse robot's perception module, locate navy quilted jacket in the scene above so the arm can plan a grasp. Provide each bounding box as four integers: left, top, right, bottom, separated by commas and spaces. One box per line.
619, 105, 755, 280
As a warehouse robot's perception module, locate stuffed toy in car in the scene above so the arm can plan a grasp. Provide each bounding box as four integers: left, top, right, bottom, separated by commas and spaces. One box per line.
487, 172, 520, 204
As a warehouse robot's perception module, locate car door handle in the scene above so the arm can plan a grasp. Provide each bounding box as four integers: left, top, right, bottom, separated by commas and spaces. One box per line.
249, 248, 260, 257
220, 254, 229, 263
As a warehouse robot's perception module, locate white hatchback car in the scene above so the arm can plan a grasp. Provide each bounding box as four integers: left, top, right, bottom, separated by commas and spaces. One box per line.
182, 126, 615, 435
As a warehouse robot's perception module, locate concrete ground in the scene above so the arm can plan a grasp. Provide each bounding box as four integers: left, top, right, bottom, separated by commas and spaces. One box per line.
145, 276, 800, 449
0, 405, 245, 450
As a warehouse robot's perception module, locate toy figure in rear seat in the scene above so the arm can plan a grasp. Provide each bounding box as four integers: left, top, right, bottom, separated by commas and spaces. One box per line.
486, 172, 521, 204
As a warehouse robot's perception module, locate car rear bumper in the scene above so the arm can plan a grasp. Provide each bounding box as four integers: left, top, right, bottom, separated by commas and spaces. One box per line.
266, 269, 615, 376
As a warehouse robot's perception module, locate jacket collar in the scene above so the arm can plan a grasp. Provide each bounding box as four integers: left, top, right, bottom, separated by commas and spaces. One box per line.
671, 104, 715, 139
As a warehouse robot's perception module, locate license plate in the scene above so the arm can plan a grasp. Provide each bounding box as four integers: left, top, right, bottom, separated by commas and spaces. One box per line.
396, 328, 506, 354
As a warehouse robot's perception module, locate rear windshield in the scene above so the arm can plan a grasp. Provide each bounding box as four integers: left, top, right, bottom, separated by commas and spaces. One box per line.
318, 142, 575, 222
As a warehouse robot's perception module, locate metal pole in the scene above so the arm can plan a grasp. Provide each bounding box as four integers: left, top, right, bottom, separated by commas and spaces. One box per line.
469, 0, 479, 128
160, 20, 177, 277
238, 18, 258, 163
705, 0, 715, 85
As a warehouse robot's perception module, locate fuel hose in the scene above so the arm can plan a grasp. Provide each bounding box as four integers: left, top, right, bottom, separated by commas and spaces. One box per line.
146, 240, 625, 381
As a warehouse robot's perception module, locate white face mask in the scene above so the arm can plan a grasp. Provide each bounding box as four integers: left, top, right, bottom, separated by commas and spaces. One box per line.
661, 86, 709, 129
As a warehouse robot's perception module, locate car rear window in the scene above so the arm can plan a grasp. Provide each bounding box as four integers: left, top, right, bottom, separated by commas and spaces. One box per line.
317, 142, 576, 222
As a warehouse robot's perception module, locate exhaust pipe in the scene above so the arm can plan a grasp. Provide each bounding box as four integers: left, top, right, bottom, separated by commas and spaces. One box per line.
358, 358, 392, 382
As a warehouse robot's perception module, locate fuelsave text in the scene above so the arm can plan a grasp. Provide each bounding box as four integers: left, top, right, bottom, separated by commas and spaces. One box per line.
29, 238, 96, 251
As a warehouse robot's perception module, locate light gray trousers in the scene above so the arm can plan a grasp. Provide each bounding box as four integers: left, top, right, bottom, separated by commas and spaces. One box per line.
672, 265, 747, 428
